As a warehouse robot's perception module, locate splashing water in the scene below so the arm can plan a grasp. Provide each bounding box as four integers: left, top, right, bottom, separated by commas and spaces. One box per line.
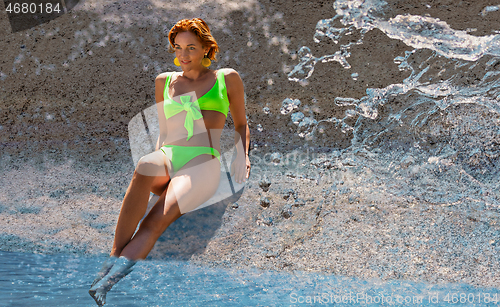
285, 0, 500, 144
278, 0, 500, 211
290, 0, 500, 81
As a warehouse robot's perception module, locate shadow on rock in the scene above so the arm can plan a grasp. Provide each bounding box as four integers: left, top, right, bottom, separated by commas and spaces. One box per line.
147, 188, 243, 261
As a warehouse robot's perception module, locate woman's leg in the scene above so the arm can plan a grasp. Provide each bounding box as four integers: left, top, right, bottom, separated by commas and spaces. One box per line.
90, 153, 220, 305
118, 186, 181, 260
89, 179, 176, 306
89, 150, 172, 305
110, 150, 171, 257
118, 153, 221, 260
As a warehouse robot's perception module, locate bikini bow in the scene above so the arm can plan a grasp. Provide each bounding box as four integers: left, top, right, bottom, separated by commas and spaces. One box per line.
178, 95, 203, 141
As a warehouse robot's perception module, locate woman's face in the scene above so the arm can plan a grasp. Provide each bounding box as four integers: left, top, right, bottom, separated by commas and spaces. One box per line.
174, 31, 208, 70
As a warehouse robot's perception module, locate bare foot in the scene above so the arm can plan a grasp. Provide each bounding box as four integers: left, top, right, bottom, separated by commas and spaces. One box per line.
89, 286, 107, 306
89, 256, 136, 306
90, 256, 118, 288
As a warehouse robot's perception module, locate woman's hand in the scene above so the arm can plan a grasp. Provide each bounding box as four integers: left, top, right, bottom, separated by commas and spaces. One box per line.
231, 152, 250, 184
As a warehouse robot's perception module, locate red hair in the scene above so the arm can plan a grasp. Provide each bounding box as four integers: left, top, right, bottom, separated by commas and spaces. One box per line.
168, 18, 219, 61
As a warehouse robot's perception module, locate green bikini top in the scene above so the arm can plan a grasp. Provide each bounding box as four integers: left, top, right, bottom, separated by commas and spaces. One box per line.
163, 69, 230, 141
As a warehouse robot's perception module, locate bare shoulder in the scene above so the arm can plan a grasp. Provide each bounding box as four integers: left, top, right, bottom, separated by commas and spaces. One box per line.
155, 71, 173, 83
222, 68, 245, 110
220, 68, 243, 86
155, 72, 174, 103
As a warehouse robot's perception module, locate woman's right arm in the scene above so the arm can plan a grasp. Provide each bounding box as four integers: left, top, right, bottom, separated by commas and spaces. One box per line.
155, 74, 168, 150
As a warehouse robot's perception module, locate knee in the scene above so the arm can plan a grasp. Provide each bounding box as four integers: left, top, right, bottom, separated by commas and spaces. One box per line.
136, 155, 164, 176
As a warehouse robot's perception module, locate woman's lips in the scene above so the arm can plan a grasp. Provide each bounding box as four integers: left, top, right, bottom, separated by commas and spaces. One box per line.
181, 60, 191, 64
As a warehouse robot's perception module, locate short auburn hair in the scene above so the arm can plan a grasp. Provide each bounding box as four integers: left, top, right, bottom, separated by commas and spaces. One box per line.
168, 18, 219, 61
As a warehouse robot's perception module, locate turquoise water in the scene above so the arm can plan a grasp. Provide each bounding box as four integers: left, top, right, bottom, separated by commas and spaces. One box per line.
1, 251, 499, 306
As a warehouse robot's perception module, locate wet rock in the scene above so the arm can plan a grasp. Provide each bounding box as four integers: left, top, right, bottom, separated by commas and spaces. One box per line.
315, 202, 323, 217
341, 157, 357, 166
259, 177, 271, 192
264, 249, 279, 258
310, 157, 333, 169
353, 147, 377, 159
260, 197, 271, 208
257, 216, 273, 226
292, 198, 306, 207
282, 188, 297, 200
270, 152, 282, 164
400, 155, 415, 168
281, 205, 292, 219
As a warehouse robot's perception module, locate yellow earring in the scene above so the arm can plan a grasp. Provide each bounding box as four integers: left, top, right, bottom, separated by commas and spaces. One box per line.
174, 57, 180, 66
201, 54, 211, 67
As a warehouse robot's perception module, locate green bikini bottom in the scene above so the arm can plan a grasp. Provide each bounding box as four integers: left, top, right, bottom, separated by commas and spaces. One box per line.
160, 144, 221, 173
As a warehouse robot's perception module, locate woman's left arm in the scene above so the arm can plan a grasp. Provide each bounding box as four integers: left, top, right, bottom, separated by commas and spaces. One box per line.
226, 69, 251, 183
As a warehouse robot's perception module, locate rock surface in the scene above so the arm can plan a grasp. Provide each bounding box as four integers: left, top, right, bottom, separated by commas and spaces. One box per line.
1, 0, 500, 289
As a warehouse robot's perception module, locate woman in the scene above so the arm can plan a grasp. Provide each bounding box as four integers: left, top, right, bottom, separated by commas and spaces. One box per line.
89, 18, 251, 306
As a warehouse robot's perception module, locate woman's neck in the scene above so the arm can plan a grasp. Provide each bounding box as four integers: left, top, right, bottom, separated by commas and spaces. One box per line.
181, 67, 211, 81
